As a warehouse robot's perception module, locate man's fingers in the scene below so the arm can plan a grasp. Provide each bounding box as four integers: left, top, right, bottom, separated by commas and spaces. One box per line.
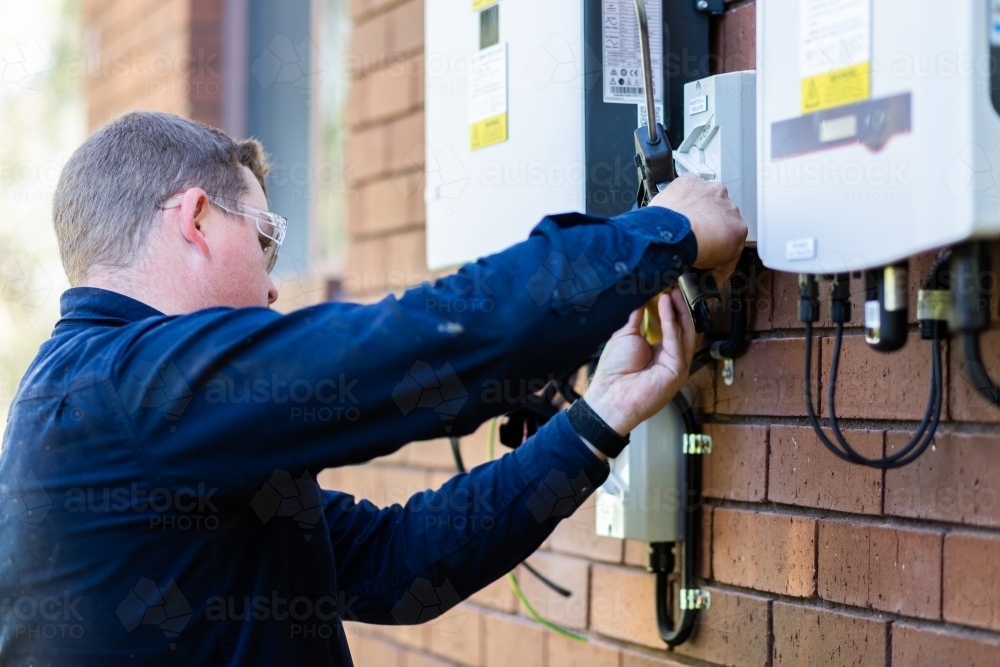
670, 290, 696, 371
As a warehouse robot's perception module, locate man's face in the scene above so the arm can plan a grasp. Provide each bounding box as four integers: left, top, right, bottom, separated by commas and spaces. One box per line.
203, 167, 280, 308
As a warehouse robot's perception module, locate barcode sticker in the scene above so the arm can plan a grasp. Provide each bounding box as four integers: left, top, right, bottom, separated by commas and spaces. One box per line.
602, 0, 663, 106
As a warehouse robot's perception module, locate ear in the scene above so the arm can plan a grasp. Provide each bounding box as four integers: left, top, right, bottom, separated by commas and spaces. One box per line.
177, 188, 212, 258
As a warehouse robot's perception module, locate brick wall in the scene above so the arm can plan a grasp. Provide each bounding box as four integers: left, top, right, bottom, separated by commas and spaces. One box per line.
334, 1, 1000, 665
82, 0, 223, 133
342, 0, 430, 300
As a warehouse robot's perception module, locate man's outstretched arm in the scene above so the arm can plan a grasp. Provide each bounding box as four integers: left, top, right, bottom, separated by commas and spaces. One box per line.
328, 289, 698, 624
119, 176, 744, 491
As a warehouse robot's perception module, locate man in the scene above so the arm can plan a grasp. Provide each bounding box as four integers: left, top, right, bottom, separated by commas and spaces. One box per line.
0, 111, 745, 666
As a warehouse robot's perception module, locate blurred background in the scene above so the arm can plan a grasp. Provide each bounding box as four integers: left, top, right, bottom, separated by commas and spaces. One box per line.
0, 0, 358, 427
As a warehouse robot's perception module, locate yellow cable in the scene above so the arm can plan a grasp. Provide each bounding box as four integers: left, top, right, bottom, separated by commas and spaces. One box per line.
488, 417, 589, 643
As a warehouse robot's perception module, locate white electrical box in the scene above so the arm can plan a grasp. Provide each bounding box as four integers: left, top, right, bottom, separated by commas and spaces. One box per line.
675, 71, 758, 243
595, 402, 684, 542
424, 0, 586, 270
757, 0, 1000, 273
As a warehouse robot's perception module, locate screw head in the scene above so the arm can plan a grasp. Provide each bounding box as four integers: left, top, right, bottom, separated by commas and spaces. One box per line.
696, 0, 709, 9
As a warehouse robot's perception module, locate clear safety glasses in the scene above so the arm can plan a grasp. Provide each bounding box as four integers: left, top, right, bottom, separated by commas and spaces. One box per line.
206, 193, 287, 273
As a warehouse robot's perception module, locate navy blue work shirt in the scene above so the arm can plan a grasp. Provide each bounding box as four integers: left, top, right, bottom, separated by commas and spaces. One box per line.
0, 206, 696, 666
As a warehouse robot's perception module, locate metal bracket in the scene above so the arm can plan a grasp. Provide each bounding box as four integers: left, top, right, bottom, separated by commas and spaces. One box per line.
694, 0, 724, 15
683, 433, 713, 455
680, 588, 712, 610
721, 358, 734, 386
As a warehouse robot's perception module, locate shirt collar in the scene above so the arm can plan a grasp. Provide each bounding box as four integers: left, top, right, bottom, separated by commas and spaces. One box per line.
54, 287, 165, 334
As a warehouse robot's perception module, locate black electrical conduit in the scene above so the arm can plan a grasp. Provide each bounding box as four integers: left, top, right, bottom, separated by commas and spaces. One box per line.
802, 254, 949, 469
651, 390, 702, 646
952, 242, 1000, 407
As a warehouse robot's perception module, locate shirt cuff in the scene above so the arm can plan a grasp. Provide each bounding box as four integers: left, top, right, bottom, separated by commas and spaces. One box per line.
512, 410, 611, 501
609, 206, 699, 277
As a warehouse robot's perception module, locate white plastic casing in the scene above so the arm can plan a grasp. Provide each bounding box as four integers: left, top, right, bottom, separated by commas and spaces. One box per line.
424, 0, 586, 270
594, 402, 684, 542
675, 71, 758, 244
757, 0, 1000, 273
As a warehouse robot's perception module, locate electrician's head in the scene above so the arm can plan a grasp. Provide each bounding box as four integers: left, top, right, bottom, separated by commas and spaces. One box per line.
53, 111, 281, 311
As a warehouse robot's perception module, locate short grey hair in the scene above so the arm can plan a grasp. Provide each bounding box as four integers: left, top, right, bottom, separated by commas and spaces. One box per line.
53, 111, 271, 285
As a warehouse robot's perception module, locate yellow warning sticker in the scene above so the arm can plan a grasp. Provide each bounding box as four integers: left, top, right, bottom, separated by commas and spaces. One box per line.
800, 0, 871, 114
472, 0, 497, 10
470, 113, 507, 150
469, 43, 507, 150
801, 62, 871, 114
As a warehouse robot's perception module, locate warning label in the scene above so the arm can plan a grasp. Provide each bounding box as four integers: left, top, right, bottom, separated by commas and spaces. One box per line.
469, 43, 508, 150
800, 0, 871, 114
602, 0, 662, 108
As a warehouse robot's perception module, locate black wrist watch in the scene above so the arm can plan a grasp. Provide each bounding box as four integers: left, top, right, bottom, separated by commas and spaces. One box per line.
566, 399, 630, 459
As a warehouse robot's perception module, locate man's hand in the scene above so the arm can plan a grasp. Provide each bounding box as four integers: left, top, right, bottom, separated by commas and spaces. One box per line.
650, 173, 747, 285
582, 289, 696, 437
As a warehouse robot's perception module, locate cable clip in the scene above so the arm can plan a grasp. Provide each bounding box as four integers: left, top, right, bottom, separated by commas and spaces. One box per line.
683, 433, 712, 455
917, 289, 950, 322
680, 588, 711, 610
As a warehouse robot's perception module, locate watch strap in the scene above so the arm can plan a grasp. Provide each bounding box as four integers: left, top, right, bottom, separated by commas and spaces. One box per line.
566, 399, 630, 459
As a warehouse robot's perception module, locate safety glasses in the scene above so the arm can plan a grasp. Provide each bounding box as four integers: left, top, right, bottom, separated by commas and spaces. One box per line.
205, 193, 287, 273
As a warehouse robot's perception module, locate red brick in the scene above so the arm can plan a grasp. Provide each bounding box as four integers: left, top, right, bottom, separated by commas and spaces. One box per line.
673, 586, 770, 667
715, 1, 755, 73
387, 111, 425, 174
376, 465, 430, 507
818, 520, 942, 620
547, 633, 619, 667
347, 14, 389, 77
885, 431, 1000, 528
427, 603, 483, 666
892, 622, 1000, 667
483, 612, 544, 667
589, 563, 661, 649
713, 508, 816, 597
346, 75, 369, 128
384, 228, 430, 288
702, 424, 767, 502
351, 633, 404, 667
548, 495, 623, 564
406, 438, 462, 470
345, 125, 388, 184
817, 520, 869, 609
468, 574, 518, 614
768, 425, 883, 514
388, 0, 424, 57
367, 63, 414, 122
403, 651, 457, 667
714, 338, 817, 416
698, 506, 713, 580
772, 602, 887, 667
943, 532, 1000, 632
623, 539, 648, 568
620, 648, 689, 667
343, 235, 387, 295
770, 271, 805, 330
517, 552, 589, 631
370, 622, 430, 652
950, 329, 1000, 424
819, 332, 944, 421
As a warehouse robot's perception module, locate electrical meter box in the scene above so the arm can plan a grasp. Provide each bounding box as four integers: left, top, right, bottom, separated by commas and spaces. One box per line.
424, 0, 716, 270
757, 0, 1000, 273
677, 71, 758, 243
594, 402, 684, 542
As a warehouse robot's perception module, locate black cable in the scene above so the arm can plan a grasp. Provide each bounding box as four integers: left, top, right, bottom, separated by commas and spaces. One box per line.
803, 323, 942, 469
654, 392, 700, 646
451, 433, 575, 599
962, 333, 1000, 406
520, 562, 572, 598
828, 324, 941, 467
449, 437, 465, 473
712, 250, 750, 360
